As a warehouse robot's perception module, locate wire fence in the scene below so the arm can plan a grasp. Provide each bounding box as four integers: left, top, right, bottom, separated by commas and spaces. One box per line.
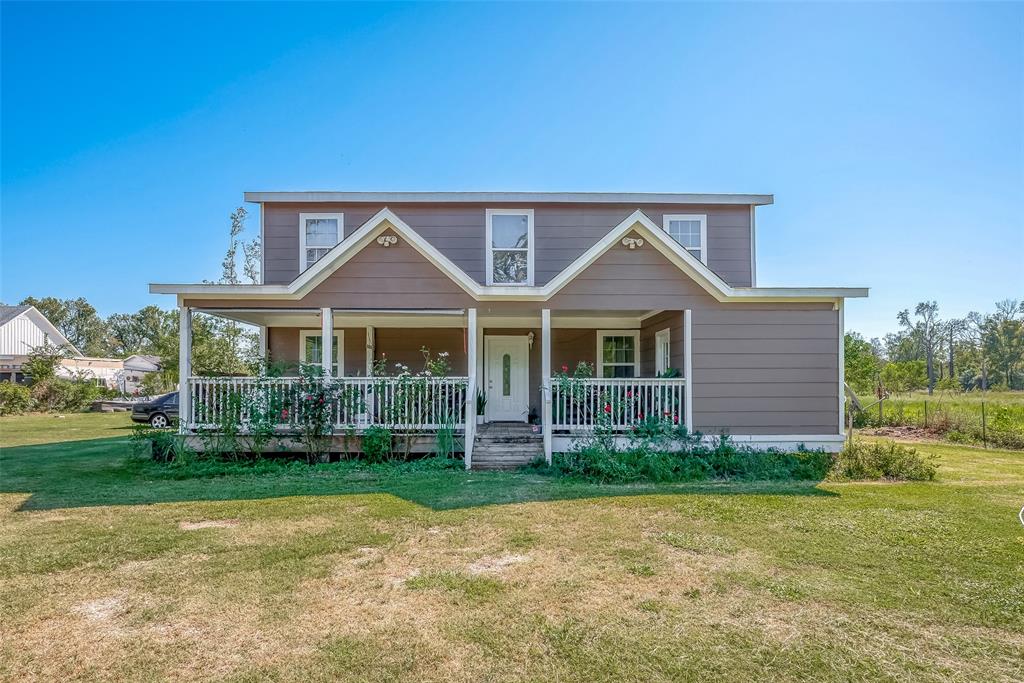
852, 396, 1024, 450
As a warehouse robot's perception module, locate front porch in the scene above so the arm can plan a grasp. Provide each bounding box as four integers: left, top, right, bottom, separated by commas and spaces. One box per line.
177, 307, 692, 467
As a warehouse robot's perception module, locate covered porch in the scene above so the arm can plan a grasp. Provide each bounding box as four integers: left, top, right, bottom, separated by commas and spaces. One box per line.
177, 306, 692, 467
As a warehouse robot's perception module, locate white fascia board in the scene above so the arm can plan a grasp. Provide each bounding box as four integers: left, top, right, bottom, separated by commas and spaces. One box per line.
151, 207, 868, 304
243, 191, 775, 206
23, 307, 83, 356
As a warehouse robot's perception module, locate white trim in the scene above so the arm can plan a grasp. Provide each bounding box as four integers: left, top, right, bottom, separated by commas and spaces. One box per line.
654, 328, 670, 375
246, 191, 775, 205
320, 307, 333, 379
1, 306, 83, 357
299, 329, 343, 376
365, 326, 375, 376
749, 205, 757, 286
663, 214, 708, 265
485, 208, 534, 286
683, 310, 693, 431
837, 299, 845, 435
596, 330, 641, 378
258, 325, 267, 362
298, 212, 344, 272
152, 208, 868, 303
178, 306, 191, 433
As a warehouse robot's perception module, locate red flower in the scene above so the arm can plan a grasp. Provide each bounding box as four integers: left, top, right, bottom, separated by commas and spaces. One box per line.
561, 365, 569, 373
280, 408, 289, 419
638, 412, 645, 420
673, 415, 679, 424
625, 390, 632, 398
604, 404, 612, 414
663, 410, 671, 416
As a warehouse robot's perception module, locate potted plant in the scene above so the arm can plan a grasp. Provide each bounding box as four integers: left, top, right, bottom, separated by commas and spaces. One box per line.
476, 389, 487, 425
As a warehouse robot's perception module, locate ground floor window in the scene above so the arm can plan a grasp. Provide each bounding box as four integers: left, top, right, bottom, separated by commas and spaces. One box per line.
597, 330, 640, 378
655, 328, 671, 375
299, 330, 342, 375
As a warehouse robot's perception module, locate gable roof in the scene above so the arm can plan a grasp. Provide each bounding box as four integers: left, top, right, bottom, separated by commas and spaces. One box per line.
151, 208, 868, 304
0, 305, 83, 356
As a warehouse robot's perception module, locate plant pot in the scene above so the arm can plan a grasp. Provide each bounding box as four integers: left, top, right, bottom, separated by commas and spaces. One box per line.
476, 415, 485, 425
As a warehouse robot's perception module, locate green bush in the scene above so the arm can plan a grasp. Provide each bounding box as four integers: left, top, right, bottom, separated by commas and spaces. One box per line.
131, 424, 190, 463
0, 381, 33, 415
361, 425, 393, 462
540, 435, 835, 484
830, 440, 937, 481
30, 378, 101, 412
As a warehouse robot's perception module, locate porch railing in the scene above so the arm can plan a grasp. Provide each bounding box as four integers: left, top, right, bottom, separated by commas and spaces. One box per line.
549, 377, 687, 433
186, 376, 469, 432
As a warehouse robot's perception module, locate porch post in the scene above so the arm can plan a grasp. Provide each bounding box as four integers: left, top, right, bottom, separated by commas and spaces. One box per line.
178, 305, 192, 433
542, 308, 552, 464
258, 326, 268, 366
321, 307, 333, 378
465, 308, 478, 469
365, 326, 375, 376
684, 309, 693, 433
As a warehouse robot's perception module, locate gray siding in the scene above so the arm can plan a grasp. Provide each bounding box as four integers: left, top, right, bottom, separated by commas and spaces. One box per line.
262, 202, 752, 287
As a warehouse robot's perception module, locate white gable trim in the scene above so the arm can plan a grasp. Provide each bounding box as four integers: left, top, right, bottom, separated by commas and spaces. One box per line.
151, 209, 868, 304
0, 307, 83, 357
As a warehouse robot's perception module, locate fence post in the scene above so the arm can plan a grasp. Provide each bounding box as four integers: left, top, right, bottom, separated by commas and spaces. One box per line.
879, 398, 883, 425
981, 401, 987, 449
924, 400, 928, 429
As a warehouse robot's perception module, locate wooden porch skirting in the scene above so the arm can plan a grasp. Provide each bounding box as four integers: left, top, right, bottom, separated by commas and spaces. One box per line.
183, 433, 462, 454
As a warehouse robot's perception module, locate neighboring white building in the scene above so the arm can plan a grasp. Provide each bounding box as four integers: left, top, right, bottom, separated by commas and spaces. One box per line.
0, 305, 83, 383
121, 354, 163, 394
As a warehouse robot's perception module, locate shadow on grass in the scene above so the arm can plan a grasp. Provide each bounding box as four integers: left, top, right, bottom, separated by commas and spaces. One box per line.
1, 436, 837, 512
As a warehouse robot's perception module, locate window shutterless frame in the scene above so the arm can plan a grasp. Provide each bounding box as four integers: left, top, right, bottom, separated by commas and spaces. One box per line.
662, 214, 708, 265
595, 330, 641, 378
299, 329, 343, 376
298, 213, 344, 272
485, 208, 534, 286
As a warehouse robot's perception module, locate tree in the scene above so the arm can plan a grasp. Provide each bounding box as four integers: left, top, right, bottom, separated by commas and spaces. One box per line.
880, 360, 928, 394
218, 206, 261, 285
897, 302, 942, 395
844, 332, 881, 395
23, 340, 71, 383
982, 300, 1024, 389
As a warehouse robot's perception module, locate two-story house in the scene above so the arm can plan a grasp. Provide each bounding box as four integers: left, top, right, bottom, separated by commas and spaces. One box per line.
151, 191, 867, 467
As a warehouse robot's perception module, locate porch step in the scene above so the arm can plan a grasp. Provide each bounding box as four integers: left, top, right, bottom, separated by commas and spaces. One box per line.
471, 422, 544, 470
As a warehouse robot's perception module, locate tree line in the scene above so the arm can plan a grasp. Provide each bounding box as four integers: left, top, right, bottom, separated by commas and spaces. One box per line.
846, 299, 1024, 395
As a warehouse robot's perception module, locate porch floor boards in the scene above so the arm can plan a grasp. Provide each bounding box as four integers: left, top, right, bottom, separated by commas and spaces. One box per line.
472, 422, 544, 471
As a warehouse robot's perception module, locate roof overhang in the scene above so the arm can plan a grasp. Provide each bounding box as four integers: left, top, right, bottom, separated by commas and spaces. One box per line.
151, 208, 867, 304
243, 191, 775, 206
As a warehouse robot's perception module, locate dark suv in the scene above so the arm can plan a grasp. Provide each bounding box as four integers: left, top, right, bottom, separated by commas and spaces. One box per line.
131, 392, 179, 428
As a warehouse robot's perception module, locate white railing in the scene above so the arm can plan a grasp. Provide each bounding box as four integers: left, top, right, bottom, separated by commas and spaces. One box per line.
187, 376, 469, 432
549, 377, 687, 432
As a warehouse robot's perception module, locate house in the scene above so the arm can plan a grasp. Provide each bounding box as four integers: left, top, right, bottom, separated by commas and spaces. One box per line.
121, 354, 163, 394
151, 191, 868, 467
0, 305, 83, 383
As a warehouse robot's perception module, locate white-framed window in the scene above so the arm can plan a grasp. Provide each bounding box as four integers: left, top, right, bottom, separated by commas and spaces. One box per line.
596, 330, 640, 378
485, 208, 534, 286
299, 330, 343, 376
655, 328, 671, 375
663, 214, 707, 265
299, 213, 344, 271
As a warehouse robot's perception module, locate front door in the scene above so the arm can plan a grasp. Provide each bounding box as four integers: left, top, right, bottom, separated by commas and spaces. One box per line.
484, 335, 530, 422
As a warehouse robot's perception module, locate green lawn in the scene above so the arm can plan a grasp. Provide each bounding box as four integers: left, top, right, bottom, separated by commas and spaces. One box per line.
1, 414, 1022, 682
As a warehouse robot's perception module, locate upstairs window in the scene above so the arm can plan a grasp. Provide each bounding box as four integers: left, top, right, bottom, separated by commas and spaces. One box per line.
299, 213, 344, 271
597, 331, 640, 378
663, 214, 707, 265
486, 209, 534, 285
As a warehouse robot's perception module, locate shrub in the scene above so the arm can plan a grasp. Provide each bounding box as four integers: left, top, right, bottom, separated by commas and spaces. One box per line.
131, 424, 191, 463
0, 381, 33, 415
29, 378, 101, 412
830, 440, 937, 481
361, 425, 393, 462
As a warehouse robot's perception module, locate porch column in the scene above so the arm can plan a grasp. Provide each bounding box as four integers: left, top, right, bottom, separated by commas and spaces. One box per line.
464, 308, 478, 469
542, 308, 552, 464
684, 309, 693, 433
258, 326, 268, 367
365, 326, 375, 376
321, 307, 333, 378
178, 305, 192, 433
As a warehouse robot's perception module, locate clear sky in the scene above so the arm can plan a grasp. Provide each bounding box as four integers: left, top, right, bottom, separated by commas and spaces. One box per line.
2, 2, 1021, 339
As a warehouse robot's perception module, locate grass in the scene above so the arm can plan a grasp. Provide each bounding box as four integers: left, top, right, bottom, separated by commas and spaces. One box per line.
1, 413, 1023, 681
856, 389, 1024, 449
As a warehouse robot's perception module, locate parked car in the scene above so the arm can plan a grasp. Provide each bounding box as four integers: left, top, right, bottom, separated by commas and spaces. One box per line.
131, 392, 179, 428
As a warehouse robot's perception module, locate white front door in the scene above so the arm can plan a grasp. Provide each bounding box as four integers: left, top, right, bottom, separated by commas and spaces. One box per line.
485, 335, 530, 422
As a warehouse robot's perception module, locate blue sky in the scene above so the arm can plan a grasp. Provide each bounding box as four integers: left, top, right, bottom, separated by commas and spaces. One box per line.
2, 2, 1021, 339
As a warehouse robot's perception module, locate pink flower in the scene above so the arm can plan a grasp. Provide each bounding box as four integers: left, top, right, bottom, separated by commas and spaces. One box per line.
604, 404, 612, 414
673, 415, 679, 424
638, 412, 644, 420
280, 408, 289, 419
561, 365, 569, 373
626, 391, 632, 398
663, 410, 671, 416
